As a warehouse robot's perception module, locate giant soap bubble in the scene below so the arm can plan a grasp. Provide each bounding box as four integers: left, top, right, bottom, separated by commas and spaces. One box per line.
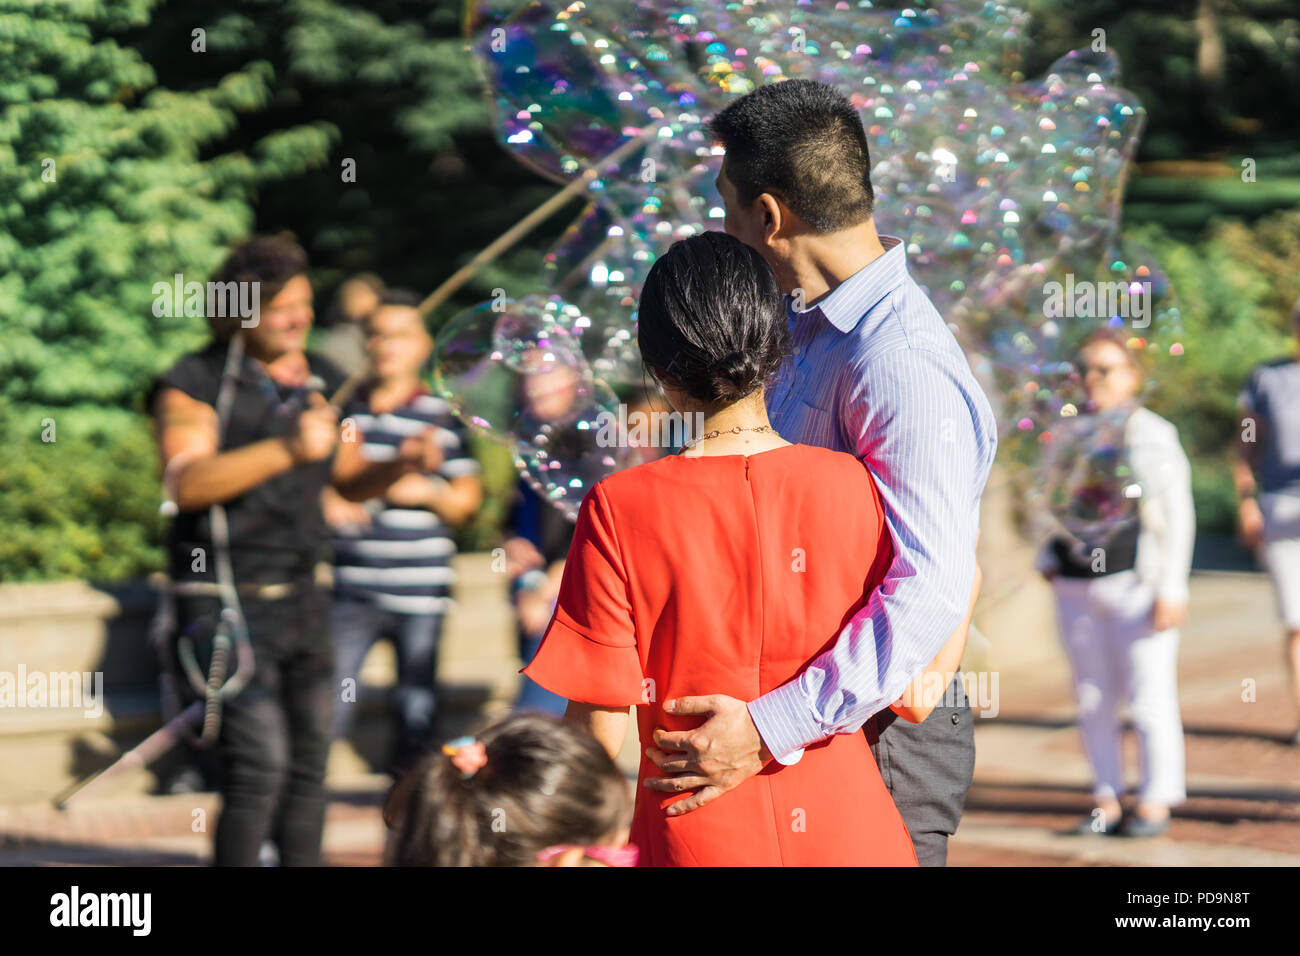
444, 0, 1184, 522
436, 295, 642, 519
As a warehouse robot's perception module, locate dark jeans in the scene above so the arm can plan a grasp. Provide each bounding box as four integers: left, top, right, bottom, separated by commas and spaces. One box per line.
330, 594, 445, 772
866, 672, 976, 867
172, 583, 334, 867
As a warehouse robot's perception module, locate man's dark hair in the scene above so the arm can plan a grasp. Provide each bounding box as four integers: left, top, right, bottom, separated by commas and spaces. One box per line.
707, 79, 874, 234
637, 231, 788, 405
208, 233, 309, 341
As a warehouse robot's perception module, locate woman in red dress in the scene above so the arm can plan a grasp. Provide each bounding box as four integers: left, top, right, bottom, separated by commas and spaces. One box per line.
524, 232, 917, 866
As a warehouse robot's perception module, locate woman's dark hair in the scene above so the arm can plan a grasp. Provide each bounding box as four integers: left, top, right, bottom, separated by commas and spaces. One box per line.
208, 233, 309, 341
383, 713, 630, 867
637, 231, 789, 405
706, 79, 874, 234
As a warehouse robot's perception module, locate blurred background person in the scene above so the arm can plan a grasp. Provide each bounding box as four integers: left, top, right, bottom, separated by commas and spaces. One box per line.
324, 289, 482, 775
504, 375, 672, 715
151, 237, 442, 866
503, 353, 582, 717
1039, 329, 1195, 837
1235, 295, 1300, 747
317, 273, 384, 378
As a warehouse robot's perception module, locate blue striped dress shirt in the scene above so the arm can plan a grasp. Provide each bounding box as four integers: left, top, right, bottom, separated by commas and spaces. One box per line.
753, 235, 999, 764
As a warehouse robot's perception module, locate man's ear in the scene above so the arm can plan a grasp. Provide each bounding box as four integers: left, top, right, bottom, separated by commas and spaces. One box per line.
756, 192, 785, 245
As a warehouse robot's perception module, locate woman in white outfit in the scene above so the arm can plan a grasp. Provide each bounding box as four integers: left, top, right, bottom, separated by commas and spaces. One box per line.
1039, 329, 1196, 838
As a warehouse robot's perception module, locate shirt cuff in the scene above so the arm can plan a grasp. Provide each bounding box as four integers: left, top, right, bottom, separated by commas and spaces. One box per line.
748, 680, 831, 766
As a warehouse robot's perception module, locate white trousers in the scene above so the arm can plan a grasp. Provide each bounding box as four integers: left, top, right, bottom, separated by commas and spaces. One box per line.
1259, 491, 1300, 630
1051, 571, 1187, 805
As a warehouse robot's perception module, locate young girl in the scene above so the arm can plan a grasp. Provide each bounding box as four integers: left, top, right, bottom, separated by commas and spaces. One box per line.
383, 713, 637, 866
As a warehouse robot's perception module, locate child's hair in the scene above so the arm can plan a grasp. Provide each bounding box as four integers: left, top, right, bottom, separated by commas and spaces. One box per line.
383, 713, 630, 867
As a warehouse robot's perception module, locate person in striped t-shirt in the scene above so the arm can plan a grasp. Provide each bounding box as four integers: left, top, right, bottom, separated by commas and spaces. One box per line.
323, 289, 482, 773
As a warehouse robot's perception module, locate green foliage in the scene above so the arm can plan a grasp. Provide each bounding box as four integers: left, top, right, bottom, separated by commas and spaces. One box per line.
460, 433, 521, 553
127, 0, 571, 317
1, 0, 569, 580
0, 0, 333, 580
1136, 208, 1300, 531
0, 403, 164, 581
1026, 0, 1300, 162
5, 0, 1296, 580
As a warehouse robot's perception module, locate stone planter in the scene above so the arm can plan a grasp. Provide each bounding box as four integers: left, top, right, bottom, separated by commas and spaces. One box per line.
0, 554, 522, 805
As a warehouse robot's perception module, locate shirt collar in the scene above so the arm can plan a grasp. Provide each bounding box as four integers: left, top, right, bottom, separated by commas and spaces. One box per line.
786, 235, 908, 333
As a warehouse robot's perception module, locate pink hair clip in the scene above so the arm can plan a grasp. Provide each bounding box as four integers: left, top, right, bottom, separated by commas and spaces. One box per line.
536, 843, 640, 867
442, 736, 488, 778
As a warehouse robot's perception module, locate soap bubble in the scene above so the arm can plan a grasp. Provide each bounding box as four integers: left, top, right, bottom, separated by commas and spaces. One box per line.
451, 0, 1183, 520
1029, 402, 1179, 559
434, 295, 641, 519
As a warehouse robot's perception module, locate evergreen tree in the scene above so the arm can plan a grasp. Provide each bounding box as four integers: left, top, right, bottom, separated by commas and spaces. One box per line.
0, 0, 332, 580
125, 0, 576, 316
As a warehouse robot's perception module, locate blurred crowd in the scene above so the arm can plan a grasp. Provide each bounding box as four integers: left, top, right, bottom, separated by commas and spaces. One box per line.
147, 231, 1300, 865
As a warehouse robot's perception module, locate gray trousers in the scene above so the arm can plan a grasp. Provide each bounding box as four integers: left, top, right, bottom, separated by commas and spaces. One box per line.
866, 673, 976, 866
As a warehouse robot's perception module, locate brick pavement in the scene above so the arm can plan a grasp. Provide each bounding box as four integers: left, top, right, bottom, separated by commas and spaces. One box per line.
3, 570, 1296, 867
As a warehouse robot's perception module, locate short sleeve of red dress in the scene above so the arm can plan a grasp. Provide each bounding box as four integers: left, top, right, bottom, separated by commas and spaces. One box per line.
521, 482, 644, 707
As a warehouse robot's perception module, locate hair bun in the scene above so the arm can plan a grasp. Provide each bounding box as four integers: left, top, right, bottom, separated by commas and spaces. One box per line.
708, 350, 761, 403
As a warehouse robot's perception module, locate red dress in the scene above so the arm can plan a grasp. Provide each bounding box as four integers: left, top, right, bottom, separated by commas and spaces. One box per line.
524, 443, 918, 866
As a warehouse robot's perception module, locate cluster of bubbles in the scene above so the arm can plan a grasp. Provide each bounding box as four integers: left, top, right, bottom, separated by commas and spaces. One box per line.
437, 0, 1184, 534
435, 295, 644, 519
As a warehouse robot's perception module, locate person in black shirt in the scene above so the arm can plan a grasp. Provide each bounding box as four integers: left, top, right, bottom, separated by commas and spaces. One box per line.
150, 235, 442, 866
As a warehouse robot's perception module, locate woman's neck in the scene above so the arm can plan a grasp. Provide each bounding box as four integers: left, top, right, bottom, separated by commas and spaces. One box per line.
680, 391, 790, 457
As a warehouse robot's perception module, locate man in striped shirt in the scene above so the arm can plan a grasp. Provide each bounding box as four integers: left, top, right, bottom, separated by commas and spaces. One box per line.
323, 290, 482, 773
644, 80, 998, 864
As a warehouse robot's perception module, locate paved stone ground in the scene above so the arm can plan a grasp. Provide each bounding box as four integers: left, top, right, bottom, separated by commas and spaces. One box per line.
949, 569, 1300, 866
2, 568, 1296, 867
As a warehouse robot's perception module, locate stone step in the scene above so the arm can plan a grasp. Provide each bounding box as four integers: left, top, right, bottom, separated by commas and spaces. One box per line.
0, 553, 524, 805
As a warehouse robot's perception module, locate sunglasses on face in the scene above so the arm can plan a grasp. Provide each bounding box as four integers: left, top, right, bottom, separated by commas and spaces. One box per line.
1082, 364, 1123, 378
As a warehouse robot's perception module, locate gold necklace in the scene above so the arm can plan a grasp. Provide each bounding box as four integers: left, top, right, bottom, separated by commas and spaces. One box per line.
680, 424, 778, 452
